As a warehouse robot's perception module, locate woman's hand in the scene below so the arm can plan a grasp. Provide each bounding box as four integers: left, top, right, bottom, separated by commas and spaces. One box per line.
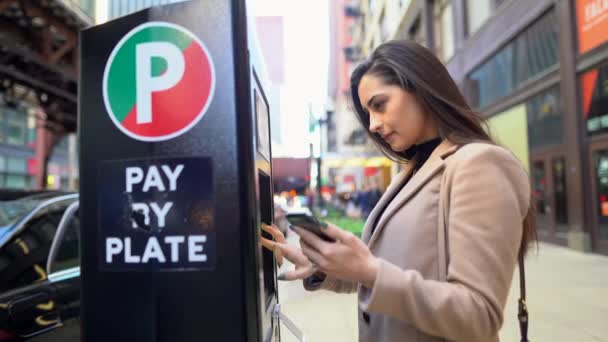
260, 223, 286, 266
293, 223, 380, 288
260, 223, 317, 280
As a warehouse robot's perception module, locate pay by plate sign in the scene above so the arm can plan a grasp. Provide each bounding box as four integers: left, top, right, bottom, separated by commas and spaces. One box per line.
98, 157, 215, 271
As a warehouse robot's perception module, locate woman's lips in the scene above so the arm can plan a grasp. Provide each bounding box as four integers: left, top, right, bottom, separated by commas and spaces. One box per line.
383, 133, 394, 142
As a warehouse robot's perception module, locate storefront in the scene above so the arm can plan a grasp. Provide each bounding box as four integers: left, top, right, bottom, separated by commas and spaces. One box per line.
577, 0, 608, 253
488, 86, 569, 246
581, 62, 608, 253
322, 155, 392, 194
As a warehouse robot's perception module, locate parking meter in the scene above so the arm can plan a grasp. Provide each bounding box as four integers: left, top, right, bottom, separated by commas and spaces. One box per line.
79, 1, 285, 341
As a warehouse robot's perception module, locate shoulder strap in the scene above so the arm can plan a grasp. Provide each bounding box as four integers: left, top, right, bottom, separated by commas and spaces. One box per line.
518, 252, 529, 342
437, 175, 529, 342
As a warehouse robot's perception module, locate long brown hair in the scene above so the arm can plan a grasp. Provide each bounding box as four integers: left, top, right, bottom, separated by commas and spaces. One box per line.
350, 40, 537, 257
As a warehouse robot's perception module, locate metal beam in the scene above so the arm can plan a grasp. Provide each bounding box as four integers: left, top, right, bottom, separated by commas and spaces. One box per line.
0, 33, 76, 81
21, 0, 78, 42
0, 63, 76, 103
49, 36, 76, 64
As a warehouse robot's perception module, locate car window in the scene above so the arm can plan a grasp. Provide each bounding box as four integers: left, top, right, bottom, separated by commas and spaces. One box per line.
0, 198, 45, 227
0, 198, 75, 293
49, 211, 80, 274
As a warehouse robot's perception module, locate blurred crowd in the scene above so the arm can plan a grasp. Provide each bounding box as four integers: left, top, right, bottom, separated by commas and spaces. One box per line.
272, 182, 384, 235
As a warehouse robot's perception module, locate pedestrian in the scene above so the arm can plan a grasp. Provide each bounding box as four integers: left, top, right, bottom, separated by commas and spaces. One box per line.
262, 40, 535, 342
366, 182, 382, 216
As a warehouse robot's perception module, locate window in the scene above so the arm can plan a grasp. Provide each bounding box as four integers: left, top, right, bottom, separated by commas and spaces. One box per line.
467, 44, 515, 108
0, 199, 75, 292
526, 86, 562, 150
6, 175, 27, 189
435, 0, 455, 61
466, 0, 492, 36
513, 10, 559, 85
0, 108, 4, 143
49, 212, 80, 274
552, 157, 568, 226
595, 150, 608, 239
6, 109, 26, 145
27, 109, 36, 146
533, 160, 548, 218
0, 158, 4, 187
7, 157, 26, 173
4, 157, 29, 189
466, 9, 559, 108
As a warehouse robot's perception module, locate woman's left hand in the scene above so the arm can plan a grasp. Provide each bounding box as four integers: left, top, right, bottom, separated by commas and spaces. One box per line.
260, 223, 286, 267
292, 223, 380, 288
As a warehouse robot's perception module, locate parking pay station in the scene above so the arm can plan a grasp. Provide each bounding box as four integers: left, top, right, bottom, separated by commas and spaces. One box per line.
79, 1, 293, 341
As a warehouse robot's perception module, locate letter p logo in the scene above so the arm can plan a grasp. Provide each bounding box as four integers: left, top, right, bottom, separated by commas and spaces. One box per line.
136, 42, 185, 124
103, 22, 215, 142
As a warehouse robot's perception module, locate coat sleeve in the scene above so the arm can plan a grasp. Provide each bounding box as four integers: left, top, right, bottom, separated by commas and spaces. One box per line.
359, 145, 530, 341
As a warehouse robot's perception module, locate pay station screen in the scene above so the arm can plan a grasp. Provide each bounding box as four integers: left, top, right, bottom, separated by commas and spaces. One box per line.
255, 88, 271, 161
254, 79, 276, 308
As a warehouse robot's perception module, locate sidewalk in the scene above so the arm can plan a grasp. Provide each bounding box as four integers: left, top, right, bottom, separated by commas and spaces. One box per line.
277, 237, 608, 341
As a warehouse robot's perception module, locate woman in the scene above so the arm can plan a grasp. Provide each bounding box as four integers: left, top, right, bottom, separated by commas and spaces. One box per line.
261, 40, 535, 342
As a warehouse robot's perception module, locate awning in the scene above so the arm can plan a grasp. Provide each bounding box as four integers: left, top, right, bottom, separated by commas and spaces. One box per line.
272, 158, 311, 179
323, 156, 392, 168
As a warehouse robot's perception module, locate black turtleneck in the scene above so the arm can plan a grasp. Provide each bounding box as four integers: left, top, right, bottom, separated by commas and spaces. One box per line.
409, 137, 443, 172
370, 137, 443, 234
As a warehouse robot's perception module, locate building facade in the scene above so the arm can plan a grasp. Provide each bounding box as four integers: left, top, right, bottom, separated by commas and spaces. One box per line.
325, 0, 393, 196
346, 0, 608, 254
104, 0, 187, 20
0, 1, 92, 192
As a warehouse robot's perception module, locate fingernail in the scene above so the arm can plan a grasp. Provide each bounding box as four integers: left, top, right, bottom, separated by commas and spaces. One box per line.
277, 273, 286, 280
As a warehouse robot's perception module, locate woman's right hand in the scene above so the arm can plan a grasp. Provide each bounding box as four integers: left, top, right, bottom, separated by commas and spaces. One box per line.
260, 223, 317, 281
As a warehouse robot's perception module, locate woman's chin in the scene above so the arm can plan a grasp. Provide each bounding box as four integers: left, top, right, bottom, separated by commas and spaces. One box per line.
391, 142, 409, 152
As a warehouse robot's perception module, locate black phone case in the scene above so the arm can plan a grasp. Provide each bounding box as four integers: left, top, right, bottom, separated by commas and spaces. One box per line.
285, 214, 335, 242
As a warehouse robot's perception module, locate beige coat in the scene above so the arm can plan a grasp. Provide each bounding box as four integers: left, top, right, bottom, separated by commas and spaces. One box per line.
317, 141, 530, 342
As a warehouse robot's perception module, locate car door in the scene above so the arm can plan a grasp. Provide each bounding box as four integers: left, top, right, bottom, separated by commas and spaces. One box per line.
0, 197, 78, 341
34, 203, 81, 342
0, 279, 62, 340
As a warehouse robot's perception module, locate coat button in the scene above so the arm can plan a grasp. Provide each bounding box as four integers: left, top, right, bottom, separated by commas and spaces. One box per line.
362, 312, 370, 324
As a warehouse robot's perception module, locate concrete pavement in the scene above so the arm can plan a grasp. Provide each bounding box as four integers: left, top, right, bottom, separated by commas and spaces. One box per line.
277, 236, 608, 341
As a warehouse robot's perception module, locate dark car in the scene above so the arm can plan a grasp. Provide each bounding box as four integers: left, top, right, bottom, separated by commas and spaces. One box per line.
0, 193, 80, 341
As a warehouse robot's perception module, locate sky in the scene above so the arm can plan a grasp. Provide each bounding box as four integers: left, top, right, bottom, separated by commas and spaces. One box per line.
250, 0, 330, 157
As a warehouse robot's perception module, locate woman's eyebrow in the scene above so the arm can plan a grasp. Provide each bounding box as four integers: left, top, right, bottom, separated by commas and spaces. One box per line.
366, 93, 385, 108
366, 94, 379, 108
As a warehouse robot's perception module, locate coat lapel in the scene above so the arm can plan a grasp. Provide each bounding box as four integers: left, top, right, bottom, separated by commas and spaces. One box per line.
366, 140, 459, 248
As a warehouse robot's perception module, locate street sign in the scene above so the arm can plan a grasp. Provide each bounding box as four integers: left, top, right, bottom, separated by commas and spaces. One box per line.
103, 22, 215, 142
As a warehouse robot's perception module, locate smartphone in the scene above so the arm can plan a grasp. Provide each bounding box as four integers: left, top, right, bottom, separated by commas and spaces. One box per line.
286, 212, 335, 242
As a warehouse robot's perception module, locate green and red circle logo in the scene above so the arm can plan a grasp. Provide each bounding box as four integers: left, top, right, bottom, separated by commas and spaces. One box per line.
103, 22, 215, 141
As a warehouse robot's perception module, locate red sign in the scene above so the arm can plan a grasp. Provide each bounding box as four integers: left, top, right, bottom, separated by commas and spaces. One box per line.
577, 0, 608, 54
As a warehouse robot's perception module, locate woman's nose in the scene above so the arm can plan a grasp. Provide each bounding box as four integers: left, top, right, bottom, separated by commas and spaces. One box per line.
369, 115, 381, 133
